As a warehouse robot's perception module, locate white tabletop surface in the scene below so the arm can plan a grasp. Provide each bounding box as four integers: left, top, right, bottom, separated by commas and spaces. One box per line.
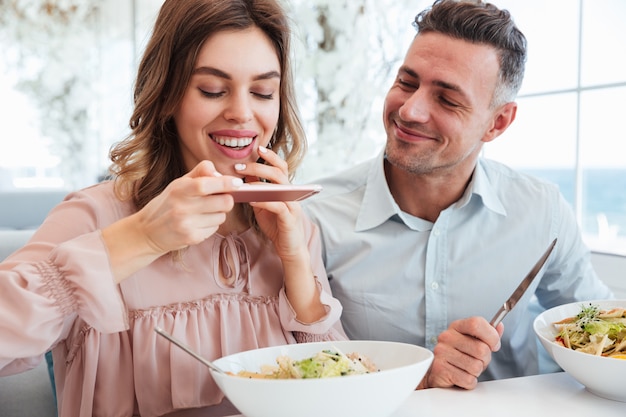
226, 372, 623, 417
393, 372, 622, 416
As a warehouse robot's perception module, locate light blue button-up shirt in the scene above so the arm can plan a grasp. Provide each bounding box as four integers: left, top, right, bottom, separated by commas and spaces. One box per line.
303, 151, 613, 380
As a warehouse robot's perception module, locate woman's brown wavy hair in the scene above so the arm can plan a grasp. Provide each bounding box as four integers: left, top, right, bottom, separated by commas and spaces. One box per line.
109, 0, 305, 229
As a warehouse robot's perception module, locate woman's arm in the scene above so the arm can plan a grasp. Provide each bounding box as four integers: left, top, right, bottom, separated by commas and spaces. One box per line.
0, 189, 125, 374
102, 161, 243, 283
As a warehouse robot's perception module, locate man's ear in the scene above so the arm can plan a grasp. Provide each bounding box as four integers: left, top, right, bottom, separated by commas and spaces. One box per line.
482, 102, 517, 143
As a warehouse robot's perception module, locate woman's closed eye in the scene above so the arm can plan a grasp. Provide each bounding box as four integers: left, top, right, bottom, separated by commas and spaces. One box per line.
198, 89, 274, 100
199, 88, 224, 98
253, 91, 274, 100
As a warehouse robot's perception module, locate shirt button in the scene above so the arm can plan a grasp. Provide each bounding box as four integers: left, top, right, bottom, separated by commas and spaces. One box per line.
431, 282, 439, 290
433, 228, 440, 236
430, 337, 437, 345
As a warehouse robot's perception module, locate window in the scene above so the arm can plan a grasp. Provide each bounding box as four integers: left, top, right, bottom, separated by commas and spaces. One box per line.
482, 0, 626, 254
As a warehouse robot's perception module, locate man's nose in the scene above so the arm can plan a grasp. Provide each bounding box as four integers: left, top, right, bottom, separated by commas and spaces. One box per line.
398, 88, 430, 123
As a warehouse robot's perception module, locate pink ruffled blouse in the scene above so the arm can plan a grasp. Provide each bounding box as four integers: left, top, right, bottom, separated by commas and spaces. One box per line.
0, 181, 345, 416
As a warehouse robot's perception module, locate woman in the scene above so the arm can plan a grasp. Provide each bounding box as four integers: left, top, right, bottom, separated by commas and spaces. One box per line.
0, 0, 345, 416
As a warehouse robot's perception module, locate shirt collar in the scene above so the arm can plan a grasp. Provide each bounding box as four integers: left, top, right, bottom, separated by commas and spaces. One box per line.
462, 159, 507, 216
355, 151, 399, 232
355, 154, 506, 231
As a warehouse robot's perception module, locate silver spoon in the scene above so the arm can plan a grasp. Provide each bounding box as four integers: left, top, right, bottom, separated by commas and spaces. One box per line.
154, 326, 225, 374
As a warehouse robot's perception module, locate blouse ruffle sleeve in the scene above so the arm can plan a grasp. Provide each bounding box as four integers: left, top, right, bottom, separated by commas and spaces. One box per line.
46, 231, 128, 333
0, 186, 128, 375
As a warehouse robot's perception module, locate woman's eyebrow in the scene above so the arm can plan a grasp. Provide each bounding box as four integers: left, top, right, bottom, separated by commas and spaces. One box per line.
254, 70, 281, 81
193, 66, 280, 81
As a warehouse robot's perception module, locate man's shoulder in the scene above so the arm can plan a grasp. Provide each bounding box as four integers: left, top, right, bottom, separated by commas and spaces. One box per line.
304, 159, 373, 204
479, 158, 560, 193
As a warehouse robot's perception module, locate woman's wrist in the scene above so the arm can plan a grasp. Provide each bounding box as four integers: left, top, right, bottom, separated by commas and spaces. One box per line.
102, 214, 163, 283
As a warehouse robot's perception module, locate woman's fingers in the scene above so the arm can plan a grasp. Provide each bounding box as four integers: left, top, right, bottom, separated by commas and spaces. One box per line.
235, 146, 289, 184
137, 162, 246, 252
183, 160, 244, 196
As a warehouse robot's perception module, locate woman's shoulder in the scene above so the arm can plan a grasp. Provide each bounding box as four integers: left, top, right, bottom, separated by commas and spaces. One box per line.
71, 181, 134, 213
49, 180, 135, 227
72, 180, 117, 200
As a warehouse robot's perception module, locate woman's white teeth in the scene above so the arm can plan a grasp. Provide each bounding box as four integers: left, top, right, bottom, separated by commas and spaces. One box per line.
214, 136, 253, 148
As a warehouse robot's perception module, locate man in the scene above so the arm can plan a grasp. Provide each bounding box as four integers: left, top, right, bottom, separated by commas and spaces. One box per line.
303, 0, 612, 390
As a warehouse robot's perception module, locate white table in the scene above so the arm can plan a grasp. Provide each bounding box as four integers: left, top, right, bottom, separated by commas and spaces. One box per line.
394, 372, 622, 416
226, 372, 623, 417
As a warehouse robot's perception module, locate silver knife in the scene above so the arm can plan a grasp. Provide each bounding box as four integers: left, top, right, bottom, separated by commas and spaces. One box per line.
489, 238, 557, 326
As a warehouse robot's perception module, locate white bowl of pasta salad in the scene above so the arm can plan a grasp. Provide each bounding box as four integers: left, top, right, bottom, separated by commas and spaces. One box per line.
533, 299, 626, 402
209, 340, 433, 417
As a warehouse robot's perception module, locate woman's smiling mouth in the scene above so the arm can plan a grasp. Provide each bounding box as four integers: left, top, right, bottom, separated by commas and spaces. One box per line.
211, 135, 254, 150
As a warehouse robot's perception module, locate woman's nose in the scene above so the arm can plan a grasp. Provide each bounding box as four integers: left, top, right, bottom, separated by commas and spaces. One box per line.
224, 92, 253, 123
398, 89, 430, 123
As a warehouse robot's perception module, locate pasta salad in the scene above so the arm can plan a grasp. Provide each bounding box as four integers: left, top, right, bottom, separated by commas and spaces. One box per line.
229, 349, 379, 379
554, 303, 626, 359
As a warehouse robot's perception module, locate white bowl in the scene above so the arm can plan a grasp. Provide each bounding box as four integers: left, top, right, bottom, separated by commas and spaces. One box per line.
210, 340, 434, 417
533, 299, 626, 402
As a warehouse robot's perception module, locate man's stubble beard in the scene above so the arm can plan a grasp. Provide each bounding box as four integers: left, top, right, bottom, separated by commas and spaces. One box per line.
384, 140, 437, 176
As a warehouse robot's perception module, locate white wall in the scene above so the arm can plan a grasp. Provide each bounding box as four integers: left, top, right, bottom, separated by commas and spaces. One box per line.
591, 252, 626, 298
